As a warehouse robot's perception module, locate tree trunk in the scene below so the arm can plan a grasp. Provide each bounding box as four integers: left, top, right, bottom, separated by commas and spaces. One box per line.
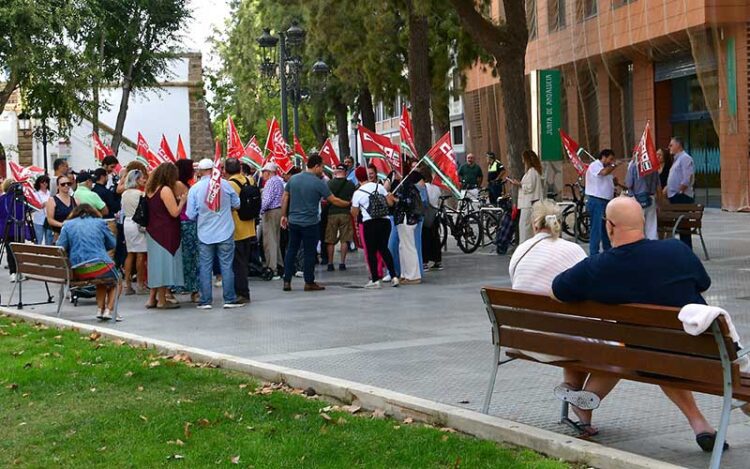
448, 0, 530, 179
431, 86, 451, 138
358, 87, 376, 131
304, 103, 328, 145
110, 78, 133, 155
0, 72, 20, 114
92, 32, 106, 136
332, 95, 350, 157
407, 2, 432, 157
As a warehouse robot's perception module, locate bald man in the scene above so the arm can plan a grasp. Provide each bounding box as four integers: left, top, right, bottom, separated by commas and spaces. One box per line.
550, 197, 721, 450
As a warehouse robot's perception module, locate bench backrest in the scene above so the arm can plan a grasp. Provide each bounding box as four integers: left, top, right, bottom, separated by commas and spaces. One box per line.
10, 243, 72, 285
481, 287, 739, 388
657, 204, 704, 231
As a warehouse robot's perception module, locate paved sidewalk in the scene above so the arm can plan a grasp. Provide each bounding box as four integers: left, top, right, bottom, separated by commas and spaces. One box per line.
2, 208, 749, 468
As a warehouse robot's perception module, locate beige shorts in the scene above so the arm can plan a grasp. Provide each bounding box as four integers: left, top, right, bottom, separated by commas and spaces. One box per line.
325, 213, 354, 244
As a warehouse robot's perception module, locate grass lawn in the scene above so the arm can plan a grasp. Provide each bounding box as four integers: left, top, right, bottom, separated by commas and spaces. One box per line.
0, 315, 570, 468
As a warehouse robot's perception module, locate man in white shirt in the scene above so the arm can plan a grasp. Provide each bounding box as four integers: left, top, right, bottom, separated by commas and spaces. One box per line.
585, 149, 618, 255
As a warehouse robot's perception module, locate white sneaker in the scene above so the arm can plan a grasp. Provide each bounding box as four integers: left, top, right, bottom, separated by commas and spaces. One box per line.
9, 273, 16, 283
213, 278, 222, 287
196, 304, 212, 310
382, 274, 392, 282
391, 277, 400, 287
223, 301, 245, 309
9, 273, 23, 282
294, 271, 303, 278
271, 275, 281, 281
101, 309, 112, 321
364, 280, 381, 289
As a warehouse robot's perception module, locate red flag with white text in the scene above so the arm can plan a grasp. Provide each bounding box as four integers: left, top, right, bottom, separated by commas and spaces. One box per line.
373, 133, 402, 177
8, 161, 44, 209
205, 140, 223, 211
634, 121, 660, 177
559, 129, 590, 177
319, 138, 340, 173
421, 132, 460, 198
293, 135, 307, 166
399, 105, 418, 161
176, 135, 188, 160
358, 125, 402, 177
92, 132, 111, 163
226, 115, 245, 160
159, 134, 176, 163
242, 136, 263, 170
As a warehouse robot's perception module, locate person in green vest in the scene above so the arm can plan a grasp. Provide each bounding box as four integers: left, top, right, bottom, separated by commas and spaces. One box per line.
486, 151, 506, 205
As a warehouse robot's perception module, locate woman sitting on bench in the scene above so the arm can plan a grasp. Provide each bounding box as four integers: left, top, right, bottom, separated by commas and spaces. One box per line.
56, 204, 119, 321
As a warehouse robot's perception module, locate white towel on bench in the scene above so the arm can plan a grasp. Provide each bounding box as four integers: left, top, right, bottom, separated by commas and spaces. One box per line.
678, 304, 749, 374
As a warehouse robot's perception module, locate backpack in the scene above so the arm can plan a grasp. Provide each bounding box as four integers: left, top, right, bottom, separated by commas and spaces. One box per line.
231, 178, 261, 221
362, 183, 389, 219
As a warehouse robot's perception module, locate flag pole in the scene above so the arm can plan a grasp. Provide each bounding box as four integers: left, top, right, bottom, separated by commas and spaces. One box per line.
389, 157, 425, 194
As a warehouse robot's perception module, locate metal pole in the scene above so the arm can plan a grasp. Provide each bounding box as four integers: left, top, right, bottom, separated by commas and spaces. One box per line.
292, 98, 300, 139
353, 126, 359, 165
41, 119, 49, 175
279, 33, 289, 142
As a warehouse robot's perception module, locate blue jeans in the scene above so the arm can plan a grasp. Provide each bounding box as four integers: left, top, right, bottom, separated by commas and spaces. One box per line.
33, 223, 53, 245
669, 193, 695, 248
586, 196, 611, 255
198, 236, 236, 305
283, 223, 319, 284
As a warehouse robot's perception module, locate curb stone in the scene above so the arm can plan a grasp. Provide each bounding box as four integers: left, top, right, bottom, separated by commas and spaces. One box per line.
1, 307, 684, 469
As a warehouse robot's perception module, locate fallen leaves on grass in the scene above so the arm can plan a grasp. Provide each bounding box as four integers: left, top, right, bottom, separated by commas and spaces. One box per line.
167, 439, 185, 446
113, 339, 126, 346
88, 332, 101, 341
125, 371, 134, 377
11, 350, 24, 356
440, 427, 457, 433
166, 454, 184, 461
230, 455, 240, 465
148, 361, 161, 368
342, 405, 361, 414
319, 413, 332, 422
371, 409, 386, 419
6, 383, 18, 390
139, 415, 148, 422
183, 422, 192, 439
403, 417, 414, 425
197, 418, 210, 427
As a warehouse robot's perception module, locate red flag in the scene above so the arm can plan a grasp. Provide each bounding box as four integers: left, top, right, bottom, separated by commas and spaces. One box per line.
176, 135, 188, 160
226, 115, 245, 160
8, 161, 44, 209
319, 138, 340, 173
372, 133, 402, 177
242, 136, 263, 170
205, 140, 223, 211
136, 132, 152, 167
293, 135, 307, 165
264, 117, 294, 168
159, 134, 176, 163
634, 121, 660, 177
422, 132, 460, 198
273, 152, 295, 174
369, 157, 391, 180
399, 104, 418, 160
92, 132, 112, 163
358, 125, 402, 177
559, 129, 590, 177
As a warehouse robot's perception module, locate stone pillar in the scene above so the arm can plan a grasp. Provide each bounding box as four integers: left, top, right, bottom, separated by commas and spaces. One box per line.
186, 53, 215, 159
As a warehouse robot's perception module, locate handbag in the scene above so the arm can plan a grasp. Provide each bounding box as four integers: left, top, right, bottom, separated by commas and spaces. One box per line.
634, 192, 652, 209
132, 195, 149, 227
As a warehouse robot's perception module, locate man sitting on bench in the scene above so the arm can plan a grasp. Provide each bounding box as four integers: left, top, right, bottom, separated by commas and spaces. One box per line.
551, 196, 724, 452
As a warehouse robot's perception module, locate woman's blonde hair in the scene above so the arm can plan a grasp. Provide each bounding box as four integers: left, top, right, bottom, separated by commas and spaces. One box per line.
531, 199, 562, 239
2, 178, 16, 193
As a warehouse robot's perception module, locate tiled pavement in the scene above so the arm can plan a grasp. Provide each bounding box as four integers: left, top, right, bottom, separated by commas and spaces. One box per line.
2, 208, 749, 468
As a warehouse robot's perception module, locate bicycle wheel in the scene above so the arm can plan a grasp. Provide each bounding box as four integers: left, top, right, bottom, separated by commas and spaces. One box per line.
439, 217, 449, 251
576, 210, 591, 243
456, 213, 482, 254
561, 205, 576, 238
483, 212, 500, 241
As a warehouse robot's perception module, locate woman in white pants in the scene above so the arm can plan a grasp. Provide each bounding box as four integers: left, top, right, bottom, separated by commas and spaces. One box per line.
507, 150, 544, 244
392, 172, 423, 284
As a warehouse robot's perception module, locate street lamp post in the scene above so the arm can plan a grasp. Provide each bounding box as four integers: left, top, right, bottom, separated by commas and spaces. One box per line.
257, 22, 329, 144
350, 115, 361, 166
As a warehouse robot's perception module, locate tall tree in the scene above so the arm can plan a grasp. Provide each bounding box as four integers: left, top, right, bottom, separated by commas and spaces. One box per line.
449, 0, 529, 177
406, 0, 432, 157
95, 0, 191, 154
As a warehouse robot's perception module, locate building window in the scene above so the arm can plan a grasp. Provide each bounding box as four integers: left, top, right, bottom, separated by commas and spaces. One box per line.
452, 125, 464, 146
612, 0, 636, 8
577, 0, 597, 21
526, 0, 538, 40
548, 0, 566, 32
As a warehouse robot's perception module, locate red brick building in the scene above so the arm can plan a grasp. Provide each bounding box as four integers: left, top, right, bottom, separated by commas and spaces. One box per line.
463, 0, 750, 210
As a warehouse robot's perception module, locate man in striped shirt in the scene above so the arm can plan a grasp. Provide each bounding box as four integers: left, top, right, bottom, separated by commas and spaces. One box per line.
260, 163, 284, 279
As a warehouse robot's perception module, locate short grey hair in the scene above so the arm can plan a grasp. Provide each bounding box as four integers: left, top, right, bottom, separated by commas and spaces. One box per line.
125, 169, 142, 189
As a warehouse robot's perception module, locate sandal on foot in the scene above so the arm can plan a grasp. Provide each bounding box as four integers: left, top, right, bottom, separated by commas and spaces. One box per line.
554, 384, 601, 410
156, 303, 180, 310
145, 303, 157, 309
124, 287, 136, 296
561, 417, 599, 437
696, 432, 729, 453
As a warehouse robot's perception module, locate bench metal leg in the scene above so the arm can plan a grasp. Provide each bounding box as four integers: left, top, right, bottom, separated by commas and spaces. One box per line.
483, 345, 502, 414
7, 281, 18, 306
55, 284, 65, 317
699, 231, 710, 261
710, 322, 732, 469
560, 400, 569, 423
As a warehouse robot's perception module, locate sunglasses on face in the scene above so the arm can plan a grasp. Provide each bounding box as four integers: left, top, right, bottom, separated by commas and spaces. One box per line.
59, 182, 72, 187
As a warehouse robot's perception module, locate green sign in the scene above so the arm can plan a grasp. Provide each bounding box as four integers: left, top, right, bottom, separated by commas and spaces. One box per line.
538, 69, 562, 161
727, 38, 737, 118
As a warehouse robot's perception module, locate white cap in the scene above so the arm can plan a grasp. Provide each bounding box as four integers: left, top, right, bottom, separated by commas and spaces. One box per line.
261, 162, 278, 173
197, 158, 214, 170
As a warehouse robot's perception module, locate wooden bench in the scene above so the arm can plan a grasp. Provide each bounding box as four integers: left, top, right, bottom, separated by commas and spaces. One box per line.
8, 243, 120, 317
658, 203, 709, 260
481, 287, 750, 469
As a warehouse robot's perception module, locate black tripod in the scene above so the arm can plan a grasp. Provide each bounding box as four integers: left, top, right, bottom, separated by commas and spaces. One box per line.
0, 184, 52, 309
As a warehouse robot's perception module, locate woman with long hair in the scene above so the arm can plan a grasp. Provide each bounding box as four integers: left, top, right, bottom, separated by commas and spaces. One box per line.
657, 147, 673, 191
32, 175, 53, 245
507, 150, 544, 243
121, 169, 148, 294
56, 204, 119, 321
175, 159, 199, 302
46, 175, 76, 242
144, 163, 186, 309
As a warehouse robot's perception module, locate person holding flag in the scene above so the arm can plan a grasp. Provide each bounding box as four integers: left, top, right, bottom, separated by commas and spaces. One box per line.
584, 149, 620, 255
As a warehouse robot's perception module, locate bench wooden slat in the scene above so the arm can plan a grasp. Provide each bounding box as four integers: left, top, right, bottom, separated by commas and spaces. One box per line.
483, 288, 685, 329
499, 327, 733, 386
16, 264, 69, 281
496, 307, 722, 358
11, 252, 70, 268
9, 243, 67, 256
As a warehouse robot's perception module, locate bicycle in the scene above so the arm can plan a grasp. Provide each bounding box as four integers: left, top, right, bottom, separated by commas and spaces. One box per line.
559, 180, 590, 243
436, 193, 482, 254
476, 189, 508, 247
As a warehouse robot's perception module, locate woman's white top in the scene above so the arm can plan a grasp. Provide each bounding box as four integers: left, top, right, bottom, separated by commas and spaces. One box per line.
509, 232, 586, 296
32, 190, 51, 225
517, 167, 544, 209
